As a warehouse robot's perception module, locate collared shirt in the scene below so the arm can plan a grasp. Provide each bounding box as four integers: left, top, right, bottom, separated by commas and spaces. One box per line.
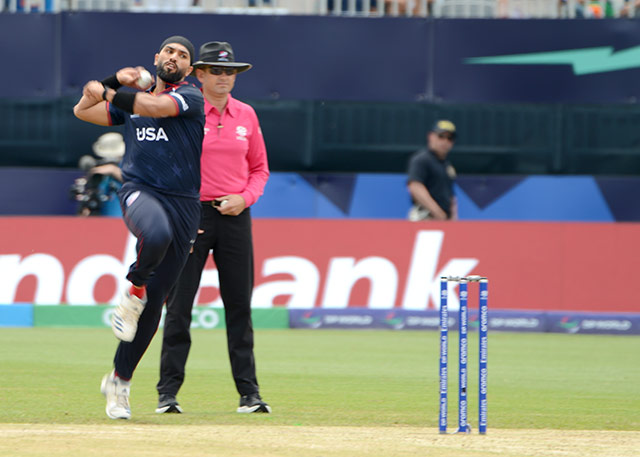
108, 81, 205, 197
200, 94, 269, 207
407, 148, 456, 217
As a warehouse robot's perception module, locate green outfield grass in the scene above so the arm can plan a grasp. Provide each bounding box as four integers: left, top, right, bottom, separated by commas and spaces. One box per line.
0, 328, 638, 431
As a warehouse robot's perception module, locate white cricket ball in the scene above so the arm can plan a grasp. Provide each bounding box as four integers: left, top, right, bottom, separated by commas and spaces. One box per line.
137, 70, 152, 89
220, 200, 228, 207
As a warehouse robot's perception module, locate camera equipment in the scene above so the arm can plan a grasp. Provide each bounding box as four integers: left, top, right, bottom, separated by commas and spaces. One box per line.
69, 155, 121, 216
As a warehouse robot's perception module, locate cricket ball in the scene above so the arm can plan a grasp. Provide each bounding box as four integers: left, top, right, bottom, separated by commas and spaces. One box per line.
137, 70, 152, 89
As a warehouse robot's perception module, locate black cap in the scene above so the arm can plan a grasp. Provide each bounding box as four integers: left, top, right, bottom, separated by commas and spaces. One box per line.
159, 36, 195, 64
431, 120, 457, 139
192, 41, 252, 73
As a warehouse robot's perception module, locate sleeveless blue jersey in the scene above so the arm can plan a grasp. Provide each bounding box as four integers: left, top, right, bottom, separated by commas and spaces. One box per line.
108, 81, 205, 198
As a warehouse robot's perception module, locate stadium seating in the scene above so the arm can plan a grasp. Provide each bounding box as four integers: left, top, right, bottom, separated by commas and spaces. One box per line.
5, 0, 632, 18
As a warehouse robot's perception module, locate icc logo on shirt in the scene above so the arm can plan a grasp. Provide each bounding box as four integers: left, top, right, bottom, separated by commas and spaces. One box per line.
236, 126, 247, 141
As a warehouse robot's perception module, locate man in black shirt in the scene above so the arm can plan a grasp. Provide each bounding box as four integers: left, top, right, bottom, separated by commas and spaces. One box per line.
406, 120, 458, 221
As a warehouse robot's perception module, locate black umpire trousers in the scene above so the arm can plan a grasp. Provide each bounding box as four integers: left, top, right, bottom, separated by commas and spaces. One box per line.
157, 203, 259, 397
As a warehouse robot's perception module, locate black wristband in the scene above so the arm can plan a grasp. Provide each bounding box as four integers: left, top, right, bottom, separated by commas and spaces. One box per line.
111, 91, 136, 114
100, 74, 122, 90
102, 88, 108, 101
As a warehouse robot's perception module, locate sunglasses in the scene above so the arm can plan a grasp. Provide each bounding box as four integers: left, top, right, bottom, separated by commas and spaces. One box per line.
207, 66, 237, 76
437, 133, 455, 142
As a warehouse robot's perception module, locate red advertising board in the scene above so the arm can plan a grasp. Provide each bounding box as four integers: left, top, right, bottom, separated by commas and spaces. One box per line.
0, 217, 637, 312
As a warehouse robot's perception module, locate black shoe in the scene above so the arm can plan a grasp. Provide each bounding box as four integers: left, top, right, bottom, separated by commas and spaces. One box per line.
237, 393, 271, 413
155, 394, 183, 414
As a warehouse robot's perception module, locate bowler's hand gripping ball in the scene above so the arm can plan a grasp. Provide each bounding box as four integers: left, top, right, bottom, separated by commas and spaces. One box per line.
137, 70, 152, 89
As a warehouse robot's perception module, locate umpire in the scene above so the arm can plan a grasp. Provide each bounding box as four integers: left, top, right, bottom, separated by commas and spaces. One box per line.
156, 41, 271, 414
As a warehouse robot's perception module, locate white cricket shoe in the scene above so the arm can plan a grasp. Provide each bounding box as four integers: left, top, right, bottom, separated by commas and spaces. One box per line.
100, 370, 131, 420
237, 393, 271, 413
112, 288, 146, 342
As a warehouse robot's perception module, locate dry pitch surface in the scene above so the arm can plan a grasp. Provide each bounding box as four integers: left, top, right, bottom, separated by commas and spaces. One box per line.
2, 424, 639, 457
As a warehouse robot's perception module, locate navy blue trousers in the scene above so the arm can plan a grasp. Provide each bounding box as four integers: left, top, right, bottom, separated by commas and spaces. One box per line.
113, 182, 200, 380
157, 204, 258, 397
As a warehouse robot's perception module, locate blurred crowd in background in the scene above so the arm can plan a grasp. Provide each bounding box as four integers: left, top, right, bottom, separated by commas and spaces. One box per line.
3, 0, 639, 18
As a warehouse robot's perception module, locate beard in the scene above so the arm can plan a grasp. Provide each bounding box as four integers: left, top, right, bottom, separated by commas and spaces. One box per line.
156, 61, 187, 84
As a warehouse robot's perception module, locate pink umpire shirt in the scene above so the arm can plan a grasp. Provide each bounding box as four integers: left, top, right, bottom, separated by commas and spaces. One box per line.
200, 94, 269, 207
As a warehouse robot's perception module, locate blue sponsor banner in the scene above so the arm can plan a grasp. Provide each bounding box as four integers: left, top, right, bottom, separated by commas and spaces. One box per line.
290, 309, 387, 330
254, 174, 634, 221
3, 168, 640, 221
378, 310, 442, 331
0, 304, 34, 327
547, 312, 640, 335
378, 310, 547, 333
434, 19, 640, 103
2, 13, 431, 101
5, 14, 640, 103
290, 309, 639, 335
485, 310, 547, 333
